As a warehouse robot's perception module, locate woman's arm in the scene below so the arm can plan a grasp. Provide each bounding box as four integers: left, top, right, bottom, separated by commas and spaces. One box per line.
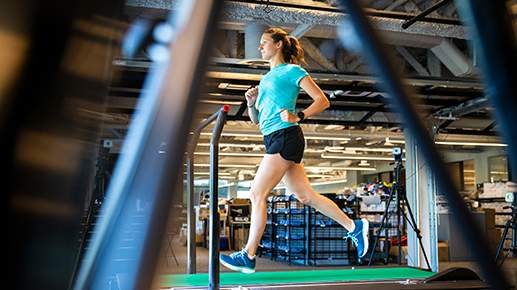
245, 85, 260, 125
280, 75, 330, 123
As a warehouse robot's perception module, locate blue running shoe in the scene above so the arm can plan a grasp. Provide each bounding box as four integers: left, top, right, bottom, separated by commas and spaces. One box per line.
345, 219, 370, 258
220, 248, 256, 274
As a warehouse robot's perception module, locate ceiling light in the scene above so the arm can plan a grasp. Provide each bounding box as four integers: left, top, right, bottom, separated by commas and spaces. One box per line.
190, 163, 256, 168
306, 174, 334, 178
218, 182, 235, 188
304, 166, 376, 171
359, 160, 370, 166
435, 141, 507, 147
200, 100, 242, 105
310, 179, 348, 186
218, 83, 251, 90
194, 152, 265, 157
385, 137, 405, 144
200, 132, 263, 138
184, 172, 231, 175
305, 136, 351, 141
198, 142, 266, 148
345, 147, 403, 153
321, 152, 403, 161
199, 132, 351, 142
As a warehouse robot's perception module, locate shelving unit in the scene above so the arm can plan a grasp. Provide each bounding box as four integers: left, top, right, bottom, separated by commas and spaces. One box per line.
259, 194, 361, 266
307, 195, 358, 266
274, 195, 306, 265
259, 195, 307, 265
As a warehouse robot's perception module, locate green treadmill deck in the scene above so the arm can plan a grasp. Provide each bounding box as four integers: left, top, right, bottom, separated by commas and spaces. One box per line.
158, 267, 434, 287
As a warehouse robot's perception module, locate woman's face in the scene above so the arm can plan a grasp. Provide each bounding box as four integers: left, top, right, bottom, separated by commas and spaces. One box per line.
259, 33, 281, 60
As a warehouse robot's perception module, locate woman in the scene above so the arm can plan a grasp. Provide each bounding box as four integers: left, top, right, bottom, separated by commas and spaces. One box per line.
220, 28, 369, 274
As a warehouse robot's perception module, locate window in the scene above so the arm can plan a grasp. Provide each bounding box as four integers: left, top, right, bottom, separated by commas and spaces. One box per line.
488, 155, 508, 182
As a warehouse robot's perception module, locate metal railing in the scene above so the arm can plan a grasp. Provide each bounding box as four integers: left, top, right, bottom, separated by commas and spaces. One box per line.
186, 105, 230, 281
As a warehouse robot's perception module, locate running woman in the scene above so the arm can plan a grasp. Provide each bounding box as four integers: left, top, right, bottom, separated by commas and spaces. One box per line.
220, 28, 369, 274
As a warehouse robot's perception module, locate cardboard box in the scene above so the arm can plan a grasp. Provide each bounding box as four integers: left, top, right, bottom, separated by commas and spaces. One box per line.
388, 245, 408, 263
438, 240, 450, 262
478, 208, 496, 229
487, 228, 502, 246
232, 198, 249, 205
234, 227, 249, 250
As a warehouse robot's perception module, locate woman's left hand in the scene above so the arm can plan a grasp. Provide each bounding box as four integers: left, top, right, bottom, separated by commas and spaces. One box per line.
280, 109, 299, 123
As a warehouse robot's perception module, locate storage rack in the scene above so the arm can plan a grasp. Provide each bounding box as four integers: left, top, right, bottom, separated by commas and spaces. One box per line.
259, 197, 276, 258
259, 195, 307, 265
259, 194, 361, 266
307, 194, 358, 266
274, 195, 307, 265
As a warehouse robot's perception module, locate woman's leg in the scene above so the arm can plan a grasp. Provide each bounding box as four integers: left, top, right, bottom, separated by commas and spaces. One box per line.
282, 162, 355, 231
244, 153, 293, 256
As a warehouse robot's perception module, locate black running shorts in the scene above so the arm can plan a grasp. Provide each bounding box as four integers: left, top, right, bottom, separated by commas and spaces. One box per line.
263, 125, 305, 163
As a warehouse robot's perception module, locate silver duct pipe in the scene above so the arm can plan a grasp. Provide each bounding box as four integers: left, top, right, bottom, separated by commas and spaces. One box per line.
381, 30, 473, 77
244, 23, 269, 60
296, 25, 474, 77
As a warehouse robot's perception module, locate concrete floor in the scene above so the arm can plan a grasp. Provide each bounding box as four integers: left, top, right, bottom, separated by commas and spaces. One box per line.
156, 237, 517, 288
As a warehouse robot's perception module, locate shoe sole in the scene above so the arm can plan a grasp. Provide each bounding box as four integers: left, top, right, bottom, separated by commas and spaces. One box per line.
359, 218, 369, 258
220, 258, 255, 274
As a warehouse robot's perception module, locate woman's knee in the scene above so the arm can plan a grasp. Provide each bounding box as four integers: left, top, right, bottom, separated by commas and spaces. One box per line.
294, 192, 313, 205
249, 187, 268, 204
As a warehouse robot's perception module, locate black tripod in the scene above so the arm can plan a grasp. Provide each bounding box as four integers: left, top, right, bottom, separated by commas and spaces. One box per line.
368, 160, 431, 269
495, 204, 517, 268
68, 152, 112, 289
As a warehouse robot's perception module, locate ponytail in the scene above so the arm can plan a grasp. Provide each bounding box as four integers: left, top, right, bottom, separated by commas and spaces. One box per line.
264, 28, 306, 66
287, 36, 305, 66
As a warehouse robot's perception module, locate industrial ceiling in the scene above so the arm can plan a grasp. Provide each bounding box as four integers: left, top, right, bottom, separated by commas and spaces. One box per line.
103, 0, 505, 182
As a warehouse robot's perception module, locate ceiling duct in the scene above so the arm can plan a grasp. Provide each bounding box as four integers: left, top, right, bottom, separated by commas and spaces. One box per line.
380, 31, 474, 77
240, 22, 270, 66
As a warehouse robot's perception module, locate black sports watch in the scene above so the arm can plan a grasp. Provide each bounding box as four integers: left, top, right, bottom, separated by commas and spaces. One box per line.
297, 111, 305, 122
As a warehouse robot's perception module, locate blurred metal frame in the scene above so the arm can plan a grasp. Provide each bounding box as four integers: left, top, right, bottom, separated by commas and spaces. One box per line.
336, 0, 509, 289
73, 0, 223, 289
2, 0, 123, 289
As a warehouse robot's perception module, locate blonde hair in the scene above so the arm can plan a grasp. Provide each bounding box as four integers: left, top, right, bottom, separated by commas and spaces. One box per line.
264, 28, 306, 66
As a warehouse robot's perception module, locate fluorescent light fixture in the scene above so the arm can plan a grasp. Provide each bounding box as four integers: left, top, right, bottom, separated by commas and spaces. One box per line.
385, 138, 405, 144
321, 152, 404, 161
310, 179, 348, 186
192, 163, 257, 168
200, 100, 242, 105
305, 136, 351, 141
200, 132, 263, 138
218, 182, 235, 188
199, 132, 351, 142
304, 166, 376, 171
198, 142, 266, 148
435, 141, 507, 147
218, 83, 251, 90
183, 172, 231, 176
359, 160, 370, 166
344, 147, 404, 153
274, 179, 348, 189
194, 152, 265, 157
306, 174, 334, 178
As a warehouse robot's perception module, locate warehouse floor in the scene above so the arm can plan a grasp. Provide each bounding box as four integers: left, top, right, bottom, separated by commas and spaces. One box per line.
155, 237, 517, 289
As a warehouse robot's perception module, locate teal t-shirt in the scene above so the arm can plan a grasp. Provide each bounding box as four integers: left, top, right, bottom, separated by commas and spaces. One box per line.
257, 63, 308, 136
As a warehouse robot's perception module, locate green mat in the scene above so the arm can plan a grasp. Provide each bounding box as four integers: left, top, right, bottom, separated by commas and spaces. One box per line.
158, 267, 434, 287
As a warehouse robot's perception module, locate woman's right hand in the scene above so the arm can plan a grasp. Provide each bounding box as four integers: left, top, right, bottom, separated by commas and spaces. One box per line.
245, 86, 259, 106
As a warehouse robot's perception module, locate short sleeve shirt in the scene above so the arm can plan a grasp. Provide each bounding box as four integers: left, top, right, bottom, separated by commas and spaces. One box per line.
257, 63, 308, 136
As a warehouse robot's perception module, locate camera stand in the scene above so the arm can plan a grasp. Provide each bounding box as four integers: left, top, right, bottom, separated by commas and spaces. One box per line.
495, 204, 517, 268
368, 160, 431, 269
